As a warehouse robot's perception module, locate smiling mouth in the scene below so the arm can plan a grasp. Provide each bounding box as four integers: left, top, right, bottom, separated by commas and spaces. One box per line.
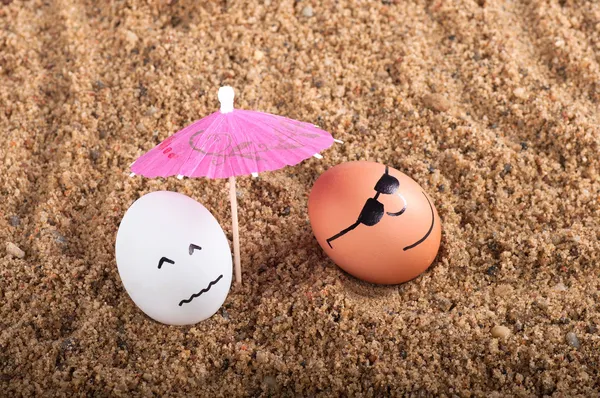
403, 191, 435, 251
178, 274, 224, 306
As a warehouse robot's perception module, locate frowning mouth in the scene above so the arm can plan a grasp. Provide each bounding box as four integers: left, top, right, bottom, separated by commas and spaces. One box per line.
178, 275, 224, 306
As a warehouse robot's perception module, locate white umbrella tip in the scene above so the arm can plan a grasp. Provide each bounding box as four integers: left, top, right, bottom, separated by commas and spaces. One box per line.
218, 86, 235, 113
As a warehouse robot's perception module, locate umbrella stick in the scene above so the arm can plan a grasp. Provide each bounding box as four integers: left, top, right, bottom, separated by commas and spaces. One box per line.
229, 176, 242, 284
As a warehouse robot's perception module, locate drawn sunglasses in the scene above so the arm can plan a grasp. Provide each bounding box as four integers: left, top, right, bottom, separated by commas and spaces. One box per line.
326, 166, 407, 248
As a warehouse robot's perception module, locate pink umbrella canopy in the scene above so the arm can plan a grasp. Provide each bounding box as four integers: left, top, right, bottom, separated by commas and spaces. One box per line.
131, 87, 335, 179
130, 87, 339, 284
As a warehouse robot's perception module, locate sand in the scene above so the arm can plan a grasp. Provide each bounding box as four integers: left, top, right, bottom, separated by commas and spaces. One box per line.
1, 0, 600, 396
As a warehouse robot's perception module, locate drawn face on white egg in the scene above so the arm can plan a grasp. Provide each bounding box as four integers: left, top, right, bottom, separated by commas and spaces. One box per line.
115, 191, 232, 325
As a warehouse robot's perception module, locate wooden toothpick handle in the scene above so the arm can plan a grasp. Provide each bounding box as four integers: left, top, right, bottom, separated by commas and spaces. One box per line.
229, 176, 242, 284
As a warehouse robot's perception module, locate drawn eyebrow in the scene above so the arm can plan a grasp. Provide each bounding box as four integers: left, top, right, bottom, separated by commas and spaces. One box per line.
158, 257, 175, 269
189, 244, 202, 255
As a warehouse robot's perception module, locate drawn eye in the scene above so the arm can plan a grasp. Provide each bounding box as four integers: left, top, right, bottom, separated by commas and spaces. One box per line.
189, 244, 202, 255
158, 257, 175, 269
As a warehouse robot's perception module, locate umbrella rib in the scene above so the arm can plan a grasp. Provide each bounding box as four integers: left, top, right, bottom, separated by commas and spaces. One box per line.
170, 121, 198, 178
234, 111, 297, 157
224, 114, 238, 178
205, 115, 228, 179
250, 114, 325, 167
169, 114, 216, 178
235, 110, 328, 163
220, 113, 239, 177
187, 113, 227, 179
237, 110, 327, 152
230, 111, 258, 176
138, 124, 192, 178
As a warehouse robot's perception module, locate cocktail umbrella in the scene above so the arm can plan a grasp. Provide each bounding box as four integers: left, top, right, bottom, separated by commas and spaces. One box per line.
130, 87, 340, 284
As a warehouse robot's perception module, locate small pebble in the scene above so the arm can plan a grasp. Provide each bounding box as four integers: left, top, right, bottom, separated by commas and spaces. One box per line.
264, 375, 277, 389
60, 172, 73, 189
513, 87, 528, 99
39, 211, 48, 223
89, 149, 100, 162
145, 106, 158, 117
246, 69, 259, 82
60, 337, 77, 351
334, 85, 346, 98
51, 231, 67, 244
6, 242, 25, 259
124, 29, 139, 44
435, 295, 452, 312
565, 332, 580, 348
9, 216, 20, 227
491, 325, 511, 338
486, 265, 498, 276
93, 80, 105, 90
515, 321, 523, 331
552, 282, 568, 292
256, 350, 267, 363
254, 49, 264, 61
422, 93, 451, 112
302, 6, 313, 17
139, 84, 148, 97
587, 324, 597, 334
221, 308, 230, 320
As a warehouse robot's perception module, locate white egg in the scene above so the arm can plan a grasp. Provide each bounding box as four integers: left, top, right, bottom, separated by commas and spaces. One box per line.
115, 191, 232, 325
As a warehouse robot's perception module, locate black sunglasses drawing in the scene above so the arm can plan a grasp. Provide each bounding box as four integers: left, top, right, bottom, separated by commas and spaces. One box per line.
326, 166, 435, 251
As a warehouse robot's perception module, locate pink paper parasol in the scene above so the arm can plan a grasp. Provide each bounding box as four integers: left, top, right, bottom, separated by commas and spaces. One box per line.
130, 87, 340, 284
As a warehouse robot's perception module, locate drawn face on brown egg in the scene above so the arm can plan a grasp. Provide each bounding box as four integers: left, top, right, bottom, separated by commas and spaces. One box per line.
308, 161, 442, 285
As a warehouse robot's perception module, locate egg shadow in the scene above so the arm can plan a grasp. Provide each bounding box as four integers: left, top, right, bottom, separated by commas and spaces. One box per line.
336, 231, 447, 300
339, 271, 399, 299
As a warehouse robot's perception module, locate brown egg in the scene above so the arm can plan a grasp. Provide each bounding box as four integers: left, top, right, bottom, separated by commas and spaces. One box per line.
308, 161, 441, 284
